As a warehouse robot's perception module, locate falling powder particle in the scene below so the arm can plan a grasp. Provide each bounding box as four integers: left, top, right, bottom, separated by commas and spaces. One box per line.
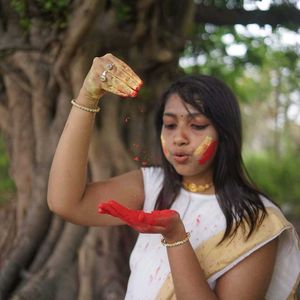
149, 275, 153, 283
155, 266, 161, 278
196, 215, 201, 225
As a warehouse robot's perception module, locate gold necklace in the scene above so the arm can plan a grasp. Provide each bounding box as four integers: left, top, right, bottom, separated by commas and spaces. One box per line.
183, 182, 213, 193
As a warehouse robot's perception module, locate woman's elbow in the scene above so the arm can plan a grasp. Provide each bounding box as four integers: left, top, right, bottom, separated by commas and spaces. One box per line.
47, 194, 64, 217
47, 190, 71, 219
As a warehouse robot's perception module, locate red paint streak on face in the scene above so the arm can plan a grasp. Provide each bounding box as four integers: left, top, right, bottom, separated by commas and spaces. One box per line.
198, 140, 218, 165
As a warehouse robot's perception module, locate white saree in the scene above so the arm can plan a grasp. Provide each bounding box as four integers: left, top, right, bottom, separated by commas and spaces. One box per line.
124, 167, 300, 300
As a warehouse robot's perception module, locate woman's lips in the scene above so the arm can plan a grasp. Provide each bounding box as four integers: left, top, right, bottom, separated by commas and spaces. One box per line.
173, 154, 189, 163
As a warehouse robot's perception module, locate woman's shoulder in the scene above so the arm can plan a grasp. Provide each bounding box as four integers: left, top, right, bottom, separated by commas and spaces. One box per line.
141, 165, 164, 175
259, 194, 278, 209
141, 166, 164, 211
257, 194, 292, 231
141, 166, 164, 184
197, 194, 299, 300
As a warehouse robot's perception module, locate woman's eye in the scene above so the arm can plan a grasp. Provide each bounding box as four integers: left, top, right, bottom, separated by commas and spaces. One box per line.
163, 124, 176, 129
191, 124, 208, 130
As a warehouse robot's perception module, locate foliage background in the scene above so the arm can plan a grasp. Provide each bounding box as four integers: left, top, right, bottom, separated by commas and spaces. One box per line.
0, 0, 299, 299
3, 13, 299, 216
180, 21, 300, 218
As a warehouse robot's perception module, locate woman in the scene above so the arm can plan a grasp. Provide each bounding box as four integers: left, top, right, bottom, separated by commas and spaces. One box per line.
48, 53, 300, 299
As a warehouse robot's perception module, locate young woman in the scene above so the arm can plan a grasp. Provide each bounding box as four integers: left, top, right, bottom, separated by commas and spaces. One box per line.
48, 53, 300, 300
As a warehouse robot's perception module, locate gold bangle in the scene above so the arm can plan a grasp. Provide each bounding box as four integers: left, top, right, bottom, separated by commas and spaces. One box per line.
71, 99, 100, 113
161, 232, 190, 247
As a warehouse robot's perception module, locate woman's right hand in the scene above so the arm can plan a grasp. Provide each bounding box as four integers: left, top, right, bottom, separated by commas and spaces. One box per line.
79, 53, 143, 102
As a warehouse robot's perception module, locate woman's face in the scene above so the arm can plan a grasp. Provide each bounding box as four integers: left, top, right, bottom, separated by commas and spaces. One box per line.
161, 93, 218, 179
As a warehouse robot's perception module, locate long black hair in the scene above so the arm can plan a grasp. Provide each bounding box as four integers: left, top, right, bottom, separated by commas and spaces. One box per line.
154, 74, 276, 242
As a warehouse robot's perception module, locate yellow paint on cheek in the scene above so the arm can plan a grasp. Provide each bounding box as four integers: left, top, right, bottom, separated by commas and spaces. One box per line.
160, 135, 169, 156
193, 136, 213, 156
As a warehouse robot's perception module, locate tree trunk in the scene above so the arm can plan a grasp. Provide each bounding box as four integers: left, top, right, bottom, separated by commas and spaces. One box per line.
0, 1, 191, 298
2, 1, 298, 299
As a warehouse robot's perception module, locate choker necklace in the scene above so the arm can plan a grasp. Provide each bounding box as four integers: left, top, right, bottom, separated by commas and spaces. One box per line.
183, 182, 213, 193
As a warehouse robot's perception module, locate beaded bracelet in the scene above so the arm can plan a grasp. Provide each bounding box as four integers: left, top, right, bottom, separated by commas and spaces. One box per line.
71, 99, 100, 113
161, 232, 191, 248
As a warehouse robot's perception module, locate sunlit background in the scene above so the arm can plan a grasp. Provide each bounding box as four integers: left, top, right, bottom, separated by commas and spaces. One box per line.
178, 1, 300, 217
0, 1, 299, 299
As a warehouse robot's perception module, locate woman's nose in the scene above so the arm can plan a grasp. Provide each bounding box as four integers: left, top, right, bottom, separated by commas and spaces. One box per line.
173, 128, 189, 146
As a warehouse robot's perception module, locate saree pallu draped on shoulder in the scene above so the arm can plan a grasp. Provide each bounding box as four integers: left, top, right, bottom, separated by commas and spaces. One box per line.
155, 206, 300, 300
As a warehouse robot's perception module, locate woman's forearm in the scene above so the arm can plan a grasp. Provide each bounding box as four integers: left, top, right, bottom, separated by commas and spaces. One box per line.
166, 240, 218, 300
47, 91, 99, 213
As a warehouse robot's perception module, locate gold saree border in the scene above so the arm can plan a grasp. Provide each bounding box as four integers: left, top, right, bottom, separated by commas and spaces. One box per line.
155, 207, 296, 300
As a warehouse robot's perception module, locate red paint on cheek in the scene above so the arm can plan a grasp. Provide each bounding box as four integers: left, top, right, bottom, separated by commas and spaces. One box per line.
198, 140, 218, 165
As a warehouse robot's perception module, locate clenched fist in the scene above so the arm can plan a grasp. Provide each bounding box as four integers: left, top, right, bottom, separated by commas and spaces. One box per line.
80, 53, 143, 102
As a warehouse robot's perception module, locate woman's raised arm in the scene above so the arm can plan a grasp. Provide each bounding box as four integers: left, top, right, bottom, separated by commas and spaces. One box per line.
47, 53, 144, 226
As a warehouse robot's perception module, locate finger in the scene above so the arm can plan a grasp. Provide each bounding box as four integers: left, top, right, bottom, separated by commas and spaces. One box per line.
98, 203, 120, 217
138, 211, 145, 222
103, 202, 125, 218
150, 210, 179, 225
101, 58, 142, 92
98, 202, 109, 212
133, 224, 166, 234
107, 200, 135, 220
109, 75, 138, 97
98, 204, 108, 214
98, 55, 143, 96
98, 71, 136, 97
142, 212, 155, 225
98, 201, 126, 217
112, 70, 143, 93
98, 204, 113, 215
93, 56, 134, 97
108, 200, 131, 214
109, 55, 143, 88
98, 207, 118, 217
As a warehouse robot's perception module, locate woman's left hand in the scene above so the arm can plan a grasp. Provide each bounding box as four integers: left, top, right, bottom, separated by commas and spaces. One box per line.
98, 200, 186, 241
